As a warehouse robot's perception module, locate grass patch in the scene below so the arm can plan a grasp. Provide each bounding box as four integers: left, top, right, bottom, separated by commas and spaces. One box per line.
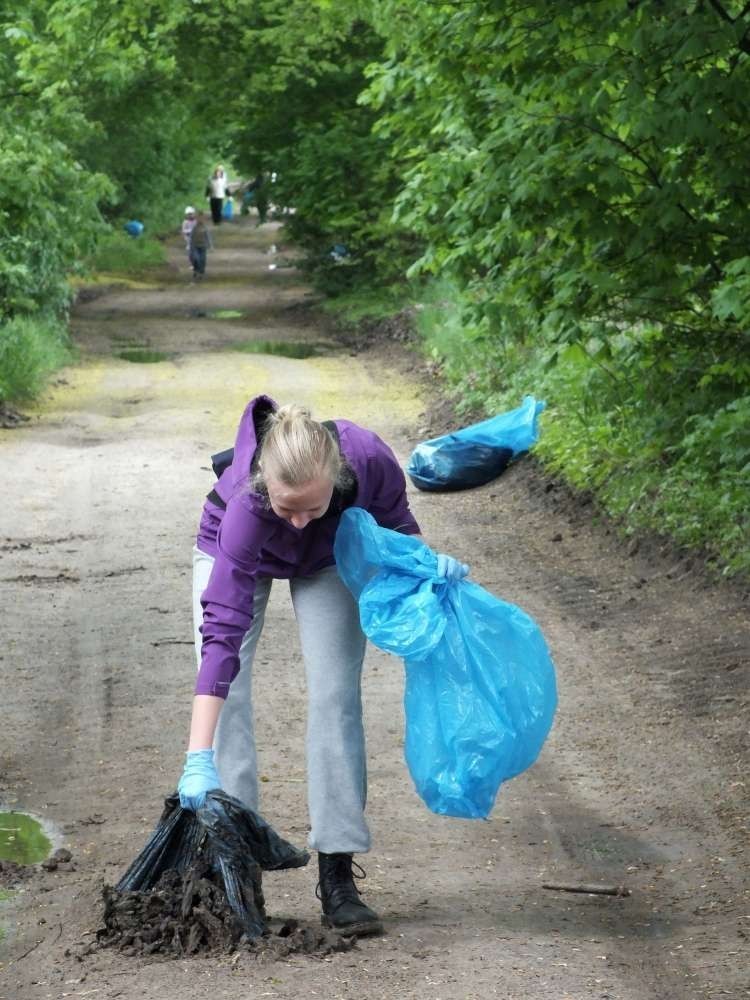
231, 340, 321, 359
321, 284, 412, 324
87, 230, 167, 276
76, 274, 162, 291
0, 314, 73, 403
210, 310, 244, 320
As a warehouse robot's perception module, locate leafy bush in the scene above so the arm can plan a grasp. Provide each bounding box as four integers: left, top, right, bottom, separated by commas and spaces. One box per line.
0, 315, 72, 403
321, 284, 411, 325
0, 121, 110, 321
413, 276, 750, 578
87, 231, 166, 275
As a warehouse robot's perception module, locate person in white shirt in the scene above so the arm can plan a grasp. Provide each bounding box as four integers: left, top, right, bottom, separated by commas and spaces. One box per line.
207, 164, 228, 224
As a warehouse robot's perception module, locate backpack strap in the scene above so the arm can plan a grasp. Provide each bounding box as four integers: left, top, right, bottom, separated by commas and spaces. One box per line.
322, 419, 339, 445
206, 487, 226, 509
211, 446, 235, 479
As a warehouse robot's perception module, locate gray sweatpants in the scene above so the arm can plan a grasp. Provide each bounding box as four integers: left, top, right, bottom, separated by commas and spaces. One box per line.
192, 546, 370, 854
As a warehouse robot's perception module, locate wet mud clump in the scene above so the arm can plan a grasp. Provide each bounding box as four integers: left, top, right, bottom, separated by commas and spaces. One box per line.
97, 864, 356, 959
99, 791, 356, 959
0, 858, 34, 888
99, 863, 243, 956
0, 850, 73, 888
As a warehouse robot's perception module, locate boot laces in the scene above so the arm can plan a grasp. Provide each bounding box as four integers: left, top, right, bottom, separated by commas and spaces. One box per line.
316, 855, 367, 905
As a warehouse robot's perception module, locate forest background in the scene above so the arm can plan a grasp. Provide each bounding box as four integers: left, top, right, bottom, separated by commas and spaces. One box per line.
1, 0, 748, 578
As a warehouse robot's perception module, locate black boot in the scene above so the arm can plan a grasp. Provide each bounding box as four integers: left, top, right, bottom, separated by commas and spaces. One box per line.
317, 852, 383, 936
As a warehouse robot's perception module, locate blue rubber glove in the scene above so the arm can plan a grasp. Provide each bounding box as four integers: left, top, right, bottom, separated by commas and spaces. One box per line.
436, 553, 470, 581
177, 748, 221, 811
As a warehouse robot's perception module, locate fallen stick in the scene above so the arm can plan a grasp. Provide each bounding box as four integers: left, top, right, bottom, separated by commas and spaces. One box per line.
542, 882, 631, 897
10, 936, 44, 964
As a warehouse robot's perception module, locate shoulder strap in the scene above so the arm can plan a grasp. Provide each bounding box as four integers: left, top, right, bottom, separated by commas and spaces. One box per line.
211, 446, 235, 479
322, 419, 339, 447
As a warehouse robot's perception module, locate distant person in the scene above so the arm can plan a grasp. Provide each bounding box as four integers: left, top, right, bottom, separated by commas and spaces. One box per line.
240, 175, 261, 216
189, 211, 213, 281
253, 174, 269, 226
207, 164, 229, 224
181, 206, 196, 268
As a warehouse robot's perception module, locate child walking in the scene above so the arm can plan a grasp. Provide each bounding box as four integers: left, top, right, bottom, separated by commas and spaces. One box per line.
189, 210, 213, 281
181, 206, 196, 270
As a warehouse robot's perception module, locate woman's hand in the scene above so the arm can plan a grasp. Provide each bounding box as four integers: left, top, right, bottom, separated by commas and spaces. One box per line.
436, 553, 469, 581
178, 748, 222, 811
178, 694, 225, 809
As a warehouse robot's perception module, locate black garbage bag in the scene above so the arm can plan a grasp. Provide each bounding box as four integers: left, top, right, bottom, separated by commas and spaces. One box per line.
408, 438, 514, 492
406, 395, 546, 492
115, 791, 309, 940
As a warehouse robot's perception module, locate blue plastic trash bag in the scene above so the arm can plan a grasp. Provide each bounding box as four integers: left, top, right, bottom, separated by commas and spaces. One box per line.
334, 508, 557, 819
329, 243, 348, 261
123, 220, 144, 237
222, 198, 234, 220
407, 395, 546, 492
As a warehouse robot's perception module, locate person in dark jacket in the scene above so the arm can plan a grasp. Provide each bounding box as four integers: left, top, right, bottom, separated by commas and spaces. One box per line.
178, 395, 469, 935
188, 211, 213, 281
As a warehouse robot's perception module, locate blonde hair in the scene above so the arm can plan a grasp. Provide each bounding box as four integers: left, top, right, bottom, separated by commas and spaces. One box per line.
256, 404, 341, 488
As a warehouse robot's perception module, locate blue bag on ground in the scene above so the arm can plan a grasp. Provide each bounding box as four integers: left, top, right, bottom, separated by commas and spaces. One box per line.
407, 395, 546, 492
334, 508, 557, 819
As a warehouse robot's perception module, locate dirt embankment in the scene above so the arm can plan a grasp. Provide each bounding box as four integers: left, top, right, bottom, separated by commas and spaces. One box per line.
0, 219, 748, 1000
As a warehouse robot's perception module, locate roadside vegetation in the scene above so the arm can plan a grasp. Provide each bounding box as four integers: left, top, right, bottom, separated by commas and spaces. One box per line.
0, 314, 72, 404
86, 233, 167, 278
1, 1, 748, 576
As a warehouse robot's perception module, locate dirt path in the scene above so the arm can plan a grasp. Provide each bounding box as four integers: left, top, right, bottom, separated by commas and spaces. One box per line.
1, 219, 748, 1000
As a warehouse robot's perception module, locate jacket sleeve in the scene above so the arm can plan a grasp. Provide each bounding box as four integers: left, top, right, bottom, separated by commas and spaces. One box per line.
194, 495, 265, 698
365, 437, 421, 535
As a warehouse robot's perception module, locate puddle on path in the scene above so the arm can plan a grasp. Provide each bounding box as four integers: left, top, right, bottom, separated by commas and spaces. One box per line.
210, 309, 244, 320
231, 339, 321, 359
117, 348, 171, 363
0, 811, 51, 865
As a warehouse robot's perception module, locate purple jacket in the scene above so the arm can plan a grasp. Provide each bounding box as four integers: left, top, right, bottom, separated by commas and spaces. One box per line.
195, 395, 420, 697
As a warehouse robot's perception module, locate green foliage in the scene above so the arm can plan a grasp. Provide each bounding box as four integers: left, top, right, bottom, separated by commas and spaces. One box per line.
0, 116, 110, 319
0, 0, 220, 324
0, 314, 72, 403
321, 284, 410, 324
415, 276, 750, 576
175, 0, 414, 291
367, 2, 750, 361
2, 0, 748, 575
87, 231, 166, 275
352, 0, 750, 577
77, 80, 216, 234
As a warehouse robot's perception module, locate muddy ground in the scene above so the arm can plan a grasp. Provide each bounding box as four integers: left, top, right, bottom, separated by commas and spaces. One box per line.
1, 218, 748, 1000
